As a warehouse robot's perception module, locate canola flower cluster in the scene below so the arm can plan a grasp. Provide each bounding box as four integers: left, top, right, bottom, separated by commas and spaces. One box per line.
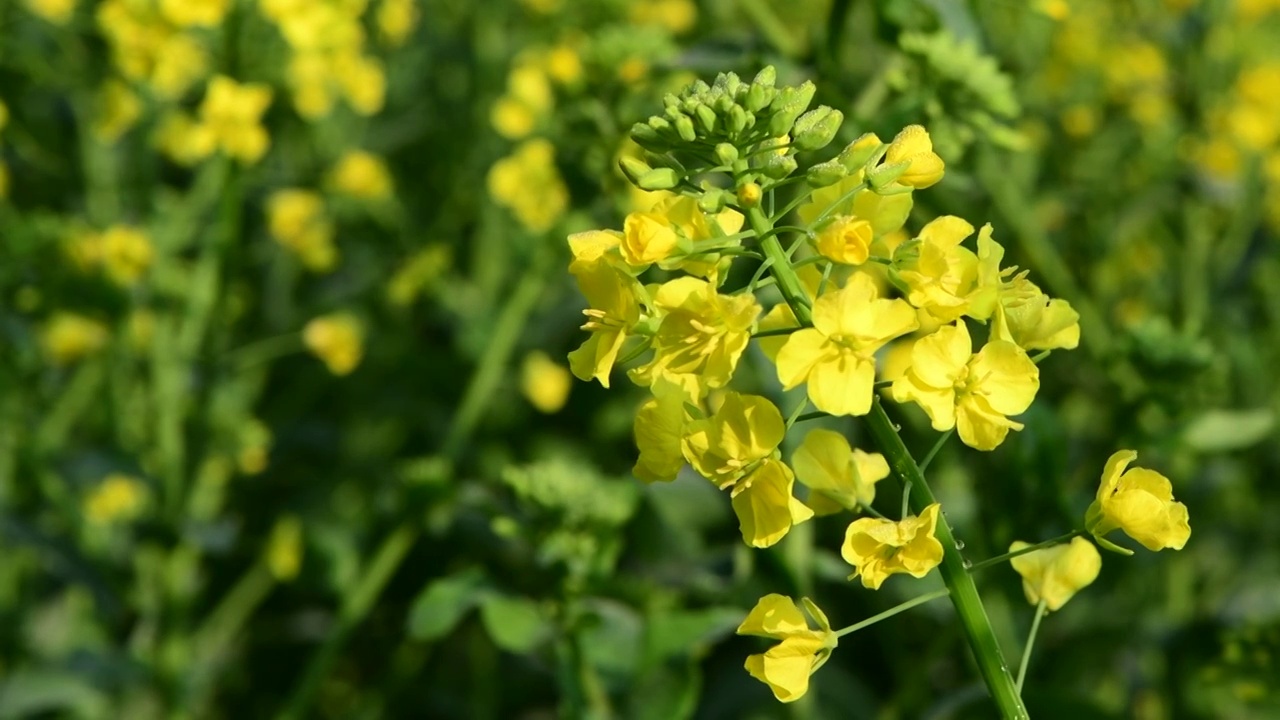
567, 68, 1192, 703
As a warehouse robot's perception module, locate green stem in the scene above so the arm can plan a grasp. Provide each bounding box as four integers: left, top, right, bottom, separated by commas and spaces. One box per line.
834, 588, 950, 637
737, 0, 801, 57
967, 530, 1085, 574
754, 326, 801, 339
792, 411, 827, 424
785, 398, 810, 430
754, 203, 1029, 718
1015, 600, 1048, 694
918, 429, 953, 473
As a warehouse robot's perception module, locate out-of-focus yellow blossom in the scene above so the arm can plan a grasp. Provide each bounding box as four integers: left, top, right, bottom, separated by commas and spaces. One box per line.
42, 313, 110, 365
815, 216, 874, 265
971, 228, 1080, 351
633, 377, 698, 482
0, 165, 8, 199
521, 351, 572, 414
629, 0, 698, 34
268, 190, 338, 271
329, 150, 394, 200
895, 216, 979, 323
776, 273, 918, 417
303, 313, 364, 376
891, 321, 1040, 451
1061, 105, 1098, 138
791, 429, 889, 515
25, 0, 77, 25
376, 0, 419, 46
633, 277, 759, 395
882, 125, 945, 189
1035, 0, 1070, 20
491, 97, 537, 140
98, 1, 209, 98
84, 474, 149, 524
386, 245, 452, 306
160, 0, 229, 27
266, 516, 303, 581
1235, 0, 1280, 20
237, 419, 273, 475
681, 393, 813, 547
566, 231, 640, 388
126, 309, 155, 352
841, 503, 944, 589
618, 57, 649, 84
544, 43, 583, 85
99, 225, 154, 285
520, 0, 562, 13
491, 63, 553, 139
1086, 450, 1190, 552
261, 0, 386, 119
1009, 537, 1102, 611
93, 80, 143, 141
487, 139, 569, 233
194, 75, 273, 164
736, 594, 837, 703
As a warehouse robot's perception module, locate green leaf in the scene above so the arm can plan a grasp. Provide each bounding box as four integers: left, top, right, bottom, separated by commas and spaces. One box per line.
0, 671, 108, 719
406, 568, 488, 641
1182, 409, 1275, 452
643, 607, 742, 664
478, 594, 551, 653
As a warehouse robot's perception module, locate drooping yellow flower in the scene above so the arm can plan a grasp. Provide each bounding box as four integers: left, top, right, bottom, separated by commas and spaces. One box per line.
815, 215, 874, 266
41, 313, 110, 365
895, 216, 980, 323
969, 226, 1080, 351
634, 277, 759, 394
84, 473, 149, 524
890, 321, 1040, 451
737, 594, 838, 703
1085, 450, 1190, 552
566, 236, 640, 388
791, 429, 889, 515
520, 351, 572, 414
303, 313, 364, 376
632, 377, 698, 482
776, 273, 918, 417
882, 125, 945, 189
266, 515, 303, 581
24, 0, 77, 25
841, 503, 944, 589
99, 225, 154, 285
329, 150, 394, 200
268, 190, 338, 271
487, 139, 569, 233
196, 75, 273, 164
681, 393, 813, 547
1009, 537, 1101, 611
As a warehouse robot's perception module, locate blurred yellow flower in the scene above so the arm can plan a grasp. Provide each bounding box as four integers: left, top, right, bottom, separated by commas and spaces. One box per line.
890, 321, 1040, 451
491, 97, 537, 139
1060, 104, 1098, 138
737, 594, 837, 703
386, 245, 452, 306
1086, 450, 1190, 552
376, 0, 419, 45
520, 351, 572, 414
487, 139, 568, 233
84, 474, 149, 525
160, 0, 230, 27
24, 0, 76, 25
629, 0, 698, 34
268, 189, 338, 272
841, 502, 944, 589
618, 57, 649, 84
126, 309, 156, 352
237, 419, 273, 475
544, 44, 583, 85
98, 1, 210, 98
329, 150, 394, 200
42, 312, 110, 365
100, 225, 154, 285
196, 75, 273, 164
93, 80, 143, 142
791, 429, 889, 515
267, 516, 303, 581
1009, 537, 1102, 611
304, 313, 364, 376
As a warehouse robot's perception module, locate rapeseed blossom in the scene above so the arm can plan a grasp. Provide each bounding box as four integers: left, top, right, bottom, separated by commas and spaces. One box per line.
633, 277, 759, 394
487, 139, 569, 233
267, 516, 303, 581
1009, 537, 1102, 611
790, 429, 889, 515
1086, 450, 1190, 552
42, 313, 110, 365
841, 503, 944, 589
814, 215, 874, 265
566, 231, 641, 388
303, 313, 364, 376
520, 351, 572, 414
632, 378, 697, 482
268, 190, 338, 271
736, 594, 837, 702
880, 125, 945, 189
25, 0, 76, 26
329, 150, 394, 200
84, 474, 149, 525
894, 216, 980, 323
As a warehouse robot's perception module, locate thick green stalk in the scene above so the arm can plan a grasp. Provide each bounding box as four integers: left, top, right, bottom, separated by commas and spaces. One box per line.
749, 204, 1030, 719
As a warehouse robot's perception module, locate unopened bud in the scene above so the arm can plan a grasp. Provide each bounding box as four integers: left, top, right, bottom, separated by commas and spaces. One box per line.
695, 104, 717, 133
760, 152, 798, 180
867, 160, 909, 189
619, 156, 653, 184
805, 159, 848, 188
728, 106, 749, 135
837, 132, 884, 171
674, 115, 697, 142
715, 143, 739, 165
737, 182, 763, 207
792, 106, 843, 151
698, 188, 729, 213
630, 123, 668, 151
637, 168, 681, 191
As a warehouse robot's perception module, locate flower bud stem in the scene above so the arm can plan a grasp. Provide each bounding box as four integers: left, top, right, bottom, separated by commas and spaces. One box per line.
967, 530, 1085, 574
834, 588, 950, 638
1016, 599, 1049, 693
751, 195, 1031, 719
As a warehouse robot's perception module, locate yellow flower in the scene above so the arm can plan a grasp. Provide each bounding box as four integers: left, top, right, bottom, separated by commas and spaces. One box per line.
376, 0, 419, 46
890, 321, 1040, 451
895, 216, 979, 323
1009, 537, 1101, 611
196, 75, 273, 164
303, 313, 364, 376
268, 190, 338, 271
633, 378, 697, 482
776, 273, 918, 417
737, 594, 837, 703
566, 237, 640, 388
386, 245, 452, 306
24, 0, 77, 24
797, 172, 913, 239
100, 225, 153, 285
841, 503, 944, 589
521, 351, 572, 414
791, 429, 889, 515
1085, 450, 1190, 552
160, 0, 230, 27
629, 0, 698, 34
93, 79, 143, 142
815, 215, 874, 265
544, 44, 583, 85
621, 210, 679, 266
237, 419, 272, 475
42, 312, 110, 365
650, 194, 745, 277
329, 150, 394, 200
634, 277, 759, 393
681, 393, 813, 547
487, 139, 569, 233
266, 516, 303, 581
491, 96, 537, 139
333, 52, 386, 116
883, 125, 945, 189
970, 227, 1080, 351
84, 473, 149, 524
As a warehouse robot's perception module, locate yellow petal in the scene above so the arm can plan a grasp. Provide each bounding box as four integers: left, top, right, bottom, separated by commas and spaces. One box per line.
737, 593, 809, 637
732, 459, 802, 548
808, 351, 876, 416
955, 396, 1021, 450
969, 341, 1040, 416
776, 329, 831, 390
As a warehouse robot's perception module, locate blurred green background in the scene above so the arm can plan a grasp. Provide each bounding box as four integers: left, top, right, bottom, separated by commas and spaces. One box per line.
1, 0, 1278, 717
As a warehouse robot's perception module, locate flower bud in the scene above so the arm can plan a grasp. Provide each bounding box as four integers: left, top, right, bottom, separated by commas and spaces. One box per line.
630, 123, 669, 151
837, 132, 884, 171
766, 81, 816, 137
760, 152, 798, 180
745, 83, 773, 113
753, 65, 776, 90
805, 159, 848, 188
737, 182, 763, 207
728, 106, 750, 135
792, 106, 843, 151
698, 188, 729, 213
675, 115, 697, 142
715, 143, 739, 165
867, 161, 909, 189
695, 104, 717, 133
619, 156, 653, 184
637, 168, 681, 190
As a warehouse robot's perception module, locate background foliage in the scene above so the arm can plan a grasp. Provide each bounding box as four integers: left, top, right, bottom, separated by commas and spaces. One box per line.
0, 0, 1277, 718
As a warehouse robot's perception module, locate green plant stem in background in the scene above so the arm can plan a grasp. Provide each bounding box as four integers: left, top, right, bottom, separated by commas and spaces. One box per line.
749, 202, 1030, 719
834, 588, 950, 637
737, 0, 801, 58
967, 530, 1085, 574
1015, 599, 1048, 694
